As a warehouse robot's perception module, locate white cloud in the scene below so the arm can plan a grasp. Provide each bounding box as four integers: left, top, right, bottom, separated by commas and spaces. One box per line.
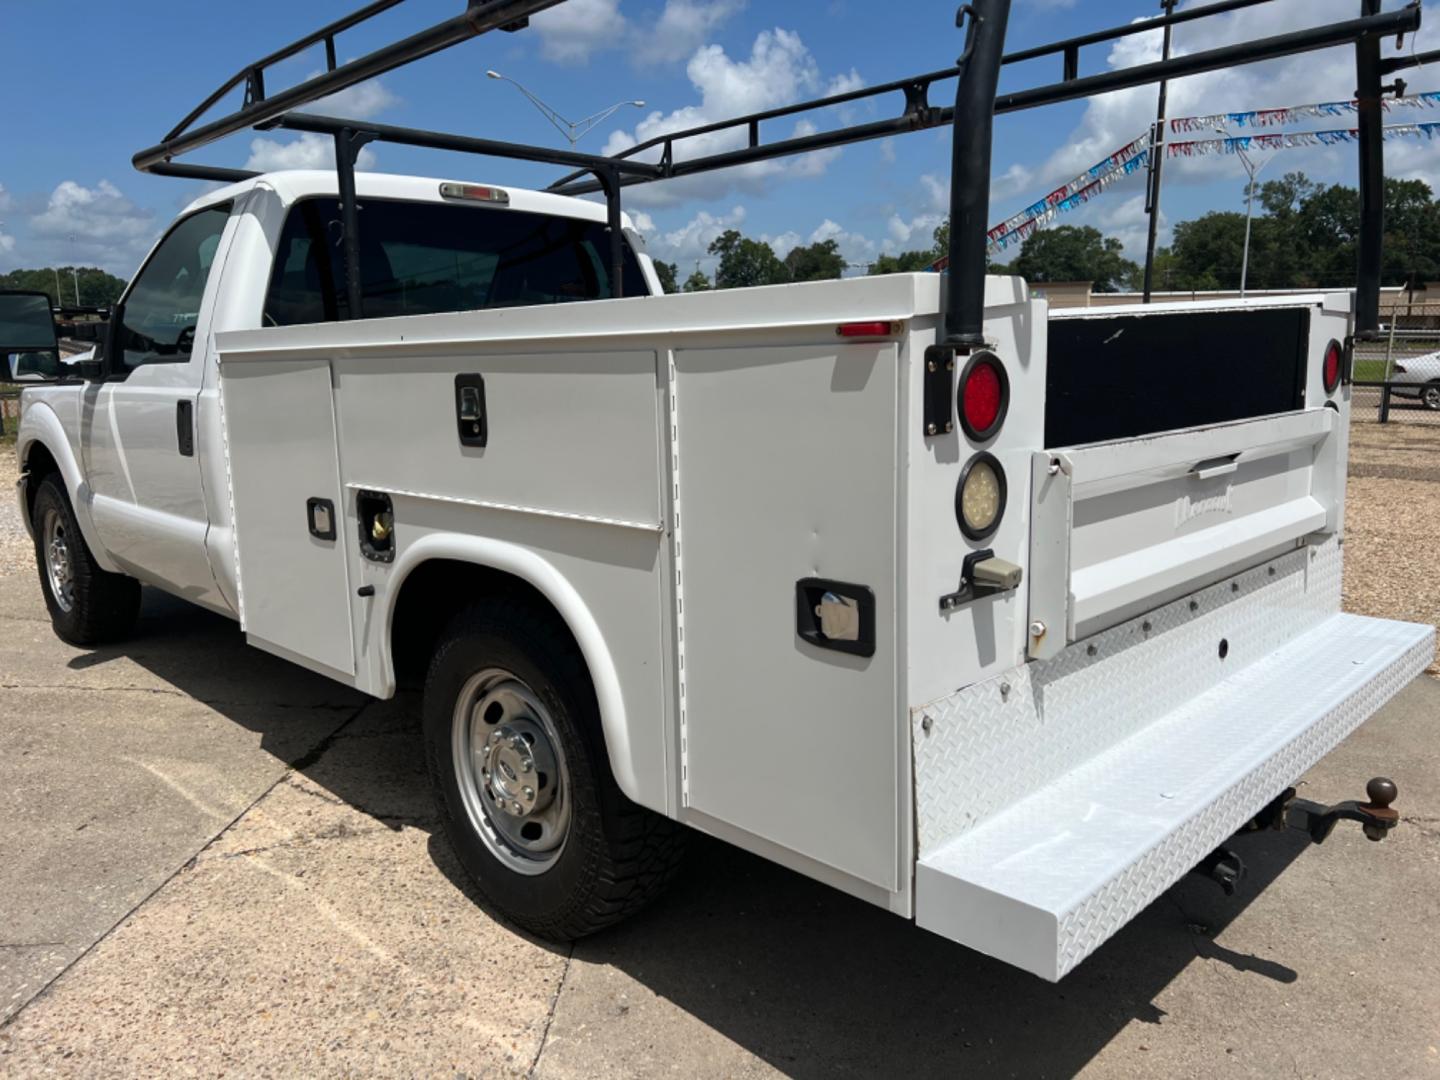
311, 76, 398, 119
601, 29, 851, 205
636, 204, 747, 267
805, 217, 876, 268
0, 183, 13, 213
533, 0, 746, 66
636, 0, 746, 65
29, 179, 157, 273
243, 74, 396, 173
531, 0, 628, 63
244, 132, 379, 172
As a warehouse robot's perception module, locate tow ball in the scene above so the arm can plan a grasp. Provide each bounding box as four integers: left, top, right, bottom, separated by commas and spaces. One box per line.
1192, 778, 1400, 895
1274, 777, 1401, 845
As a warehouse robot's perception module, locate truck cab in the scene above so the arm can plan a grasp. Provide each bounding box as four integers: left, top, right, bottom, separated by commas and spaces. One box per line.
15, 171, 660, 623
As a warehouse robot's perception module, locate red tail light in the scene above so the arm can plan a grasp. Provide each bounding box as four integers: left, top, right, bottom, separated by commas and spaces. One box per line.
836, 321, 897, 338
1322, 339, 1343, 395
958, 351, 1009, 441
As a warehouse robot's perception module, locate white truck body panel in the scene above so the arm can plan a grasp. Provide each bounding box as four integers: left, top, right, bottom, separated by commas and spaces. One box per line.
16, 171, 1434, 979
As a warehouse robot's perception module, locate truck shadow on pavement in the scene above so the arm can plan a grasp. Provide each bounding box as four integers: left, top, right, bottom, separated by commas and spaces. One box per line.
82, 588, 1311, 1078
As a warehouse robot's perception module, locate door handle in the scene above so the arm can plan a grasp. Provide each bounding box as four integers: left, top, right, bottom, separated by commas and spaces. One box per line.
454, 373, 487, 447
176, 400, 194, 457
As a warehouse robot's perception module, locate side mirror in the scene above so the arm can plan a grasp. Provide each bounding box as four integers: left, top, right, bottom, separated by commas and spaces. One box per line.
0, 290, 61, 383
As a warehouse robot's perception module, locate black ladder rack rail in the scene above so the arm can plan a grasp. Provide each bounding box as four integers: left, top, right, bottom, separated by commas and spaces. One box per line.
133, 0, 1420, 337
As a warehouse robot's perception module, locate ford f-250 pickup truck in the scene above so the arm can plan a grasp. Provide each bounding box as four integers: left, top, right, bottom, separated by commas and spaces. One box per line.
3, 0, 1432, 981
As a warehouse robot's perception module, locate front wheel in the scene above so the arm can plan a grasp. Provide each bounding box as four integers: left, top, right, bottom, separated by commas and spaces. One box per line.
422, 600, 683, 941
30, 475, 140, 645
1421, 381, 1440, 411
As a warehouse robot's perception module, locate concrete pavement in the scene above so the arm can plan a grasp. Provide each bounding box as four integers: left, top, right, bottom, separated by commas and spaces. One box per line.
1, 567, 1438, 1077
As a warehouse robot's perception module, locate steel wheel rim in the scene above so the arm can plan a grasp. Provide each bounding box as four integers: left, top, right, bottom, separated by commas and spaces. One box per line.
452, 667, 571, 876
1422, 385, 1440, 410
42, 508, 75, 613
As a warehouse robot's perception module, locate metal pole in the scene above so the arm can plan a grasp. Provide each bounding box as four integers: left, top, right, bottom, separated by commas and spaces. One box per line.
1354, 0, 1385, 337
1141, 0, 1176, 304
594, 168, 625, 299
334, 128, 365, 320
945, 0, 1012, 348
1240, 172, 1255, 297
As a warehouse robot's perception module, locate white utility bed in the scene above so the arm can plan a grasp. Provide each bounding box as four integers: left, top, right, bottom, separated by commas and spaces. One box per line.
911, 540, 1434, 980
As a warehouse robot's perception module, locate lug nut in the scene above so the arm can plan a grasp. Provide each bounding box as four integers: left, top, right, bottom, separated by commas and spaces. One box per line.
523, 786, 535, 800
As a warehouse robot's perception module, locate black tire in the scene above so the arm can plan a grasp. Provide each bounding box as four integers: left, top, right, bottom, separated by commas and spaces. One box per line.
30, 474, 141, 645
422, 599, 683, 941
1421, 381, 1440, 411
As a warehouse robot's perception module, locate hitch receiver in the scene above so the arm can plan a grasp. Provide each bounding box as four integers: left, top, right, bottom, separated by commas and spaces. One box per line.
1268, 777, 1401, 845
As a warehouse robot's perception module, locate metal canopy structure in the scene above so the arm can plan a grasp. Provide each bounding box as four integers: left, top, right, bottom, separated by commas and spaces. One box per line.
134, 0, 1422, 340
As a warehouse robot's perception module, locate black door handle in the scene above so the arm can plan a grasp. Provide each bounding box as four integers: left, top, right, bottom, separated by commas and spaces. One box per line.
176, 400, 194, 456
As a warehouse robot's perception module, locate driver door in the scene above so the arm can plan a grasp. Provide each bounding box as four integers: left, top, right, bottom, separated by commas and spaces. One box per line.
83, 202, 236, 603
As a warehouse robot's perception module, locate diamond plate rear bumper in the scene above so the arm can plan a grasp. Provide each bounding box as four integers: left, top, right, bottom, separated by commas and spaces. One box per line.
911, 542, 1434, 981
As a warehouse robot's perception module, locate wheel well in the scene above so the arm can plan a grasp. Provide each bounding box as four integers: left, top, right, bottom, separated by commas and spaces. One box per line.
19, 440, 60, 523
389, 559, 583, 689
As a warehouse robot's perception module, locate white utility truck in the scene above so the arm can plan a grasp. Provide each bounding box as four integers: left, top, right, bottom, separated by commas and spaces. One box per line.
5, 0, 1433, 981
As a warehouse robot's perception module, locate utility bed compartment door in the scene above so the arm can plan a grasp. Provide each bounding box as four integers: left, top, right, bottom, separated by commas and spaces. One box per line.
674, 342, 900, 891
1028, 409, 1334, 656
220, 358, 356, 678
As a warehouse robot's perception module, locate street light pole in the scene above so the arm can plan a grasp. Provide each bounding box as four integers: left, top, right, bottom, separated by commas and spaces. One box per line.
486, 71, 645, 147
1216, 126, 1283, 298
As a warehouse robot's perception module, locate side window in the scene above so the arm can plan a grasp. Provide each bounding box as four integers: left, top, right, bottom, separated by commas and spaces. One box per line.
263, 197, 647, 327
117, 203, 231, 370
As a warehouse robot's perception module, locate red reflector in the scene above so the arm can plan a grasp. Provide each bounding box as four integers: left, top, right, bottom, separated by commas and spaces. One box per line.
836, 321, 894, 338
962, 359, 1004, 435
1322, 340, 1342, 394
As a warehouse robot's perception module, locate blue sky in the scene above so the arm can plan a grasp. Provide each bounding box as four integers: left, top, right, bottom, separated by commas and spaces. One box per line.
2, 0, 1437, 280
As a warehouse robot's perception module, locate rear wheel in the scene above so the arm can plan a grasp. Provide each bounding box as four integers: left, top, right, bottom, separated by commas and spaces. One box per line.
422, 600, 683, 941
1421, 381, 1440, 411
30, 475, 140, 645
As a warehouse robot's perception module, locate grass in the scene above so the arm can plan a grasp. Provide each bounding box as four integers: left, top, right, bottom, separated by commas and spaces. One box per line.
1352, 357, 1390, 383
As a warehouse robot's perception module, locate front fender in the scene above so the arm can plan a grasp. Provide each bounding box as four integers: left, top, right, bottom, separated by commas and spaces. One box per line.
380, 533, 654, 809
16, 401, 121, 574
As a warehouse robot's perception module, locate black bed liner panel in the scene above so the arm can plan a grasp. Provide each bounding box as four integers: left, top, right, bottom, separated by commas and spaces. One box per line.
1044, 306, 1311, 448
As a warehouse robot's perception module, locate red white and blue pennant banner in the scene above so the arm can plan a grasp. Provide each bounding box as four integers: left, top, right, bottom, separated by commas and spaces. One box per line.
1167, 121, 1440, 157
981, 92, 1440, 257
1170, 90, 1440, 133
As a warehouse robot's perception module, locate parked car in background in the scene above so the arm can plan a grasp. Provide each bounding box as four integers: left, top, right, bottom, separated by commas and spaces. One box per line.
1390, 348, 1440, 409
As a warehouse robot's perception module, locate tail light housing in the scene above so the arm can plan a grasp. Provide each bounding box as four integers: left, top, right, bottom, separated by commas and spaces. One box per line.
958, 351, 1009, 441
1322, 339, 1343, 395
956, 452, 1007, 541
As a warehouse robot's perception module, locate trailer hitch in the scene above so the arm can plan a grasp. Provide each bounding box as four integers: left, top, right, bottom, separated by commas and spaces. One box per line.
1251, 777, 1400, 845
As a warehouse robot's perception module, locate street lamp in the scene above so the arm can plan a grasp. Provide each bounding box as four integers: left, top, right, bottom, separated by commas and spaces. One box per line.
486, 70, 644, 147
1215, 125, 1284, 298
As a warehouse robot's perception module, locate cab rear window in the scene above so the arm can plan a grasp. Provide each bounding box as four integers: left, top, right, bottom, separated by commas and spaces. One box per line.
263, 196, 646, 326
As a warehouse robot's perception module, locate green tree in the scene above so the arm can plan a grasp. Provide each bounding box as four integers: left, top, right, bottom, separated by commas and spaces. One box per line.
653, 260, 679, 294
682, 269, 712, 292
868, 217, 950, 277
1009, 225, 1138, 292
783, 238, 845, 282
869, 249, 938, 275
0, 266, 127, 307
707, 229, 789, 289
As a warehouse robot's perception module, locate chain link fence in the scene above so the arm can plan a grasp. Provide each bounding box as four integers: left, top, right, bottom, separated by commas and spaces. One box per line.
1352, 299, 1440, 426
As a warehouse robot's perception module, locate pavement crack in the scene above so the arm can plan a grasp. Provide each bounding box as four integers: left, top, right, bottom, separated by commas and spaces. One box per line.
527, 942, 574, 1079
0, 698, 372, 1033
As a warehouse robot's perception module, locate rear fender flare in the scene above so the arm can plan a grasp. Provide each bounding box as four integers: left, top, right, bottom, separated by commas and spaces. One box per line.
381, 532, 651, 807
